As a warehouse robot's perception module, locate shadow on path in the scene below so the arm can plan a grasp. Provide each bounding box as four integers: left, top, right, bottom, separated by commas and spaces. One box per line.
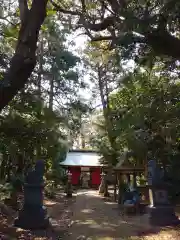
66, 190, 161, 240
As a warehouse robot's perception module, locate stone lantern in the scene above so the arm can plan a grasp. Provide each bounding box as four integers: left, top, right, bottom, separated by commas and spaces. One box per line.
65, 171, 73, 198
99, 172, 109, 197
14, 160, 49, 230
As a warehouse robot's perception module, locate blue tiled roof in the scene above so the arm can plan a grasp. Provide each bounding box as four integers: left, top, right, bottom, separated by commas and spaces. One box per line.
60, 151, 102, 167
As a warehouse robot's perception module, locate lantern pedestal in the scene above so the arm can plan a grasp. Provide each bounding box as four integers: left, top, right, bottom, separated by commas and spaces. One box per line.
147, 160, 179, 226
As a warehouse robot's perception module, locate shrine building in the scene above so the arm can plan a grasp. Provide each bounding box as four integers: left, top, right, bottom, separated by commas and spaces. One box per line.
60, 149, 103, 188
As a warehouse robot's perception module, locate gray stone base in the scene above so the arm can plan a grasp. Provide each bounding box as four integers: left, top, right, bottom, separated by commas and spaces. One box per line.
103, 192, 110, 197
147, 205, 180, 226
14, 205, 49, 230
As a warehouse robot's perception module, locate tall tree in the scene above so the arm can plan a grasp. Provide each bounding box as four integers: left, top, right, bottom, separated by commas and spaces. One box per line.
107, 68, 180, 167
0, 6, 89, 180
83, 42, 122, 164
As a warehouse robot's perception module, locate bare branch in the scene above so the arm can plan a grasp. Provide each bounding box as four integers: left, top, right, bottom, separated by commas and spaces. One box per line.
0, 16, 17, 26
86, 16, 115, 32
80, 0, 86, 12
106, 0, 120, 13
91, 35, 114, 41
107, 0, 127, 13
51, 0, 115, 32
50, 0, 81, 16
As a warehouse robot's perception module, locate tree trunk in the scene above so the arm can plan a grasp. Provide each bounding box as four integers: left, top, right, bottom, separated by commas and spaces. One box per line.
97, 66, 118, 165
49, 75, 54, 110
0, 0, 48, 111
80, 122, 86, 149
81, 132, 86, 149
36, 36, 44, 158
0, 154, 6, 180
37, 40, 43, 102
17, 154, 24, 175
6, 156, 12, 182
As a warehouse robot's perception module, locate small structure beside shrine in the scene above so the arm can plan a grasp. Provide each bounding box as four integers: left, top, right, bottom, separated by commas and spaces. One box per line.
60, 149, 103, 188
115, 153, 144, 186
114, 151, 147, 204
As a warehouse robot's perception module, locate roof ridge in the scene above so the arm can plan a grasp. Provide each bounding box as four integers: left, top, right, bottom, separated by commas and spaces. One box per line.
69, 149, 99, 153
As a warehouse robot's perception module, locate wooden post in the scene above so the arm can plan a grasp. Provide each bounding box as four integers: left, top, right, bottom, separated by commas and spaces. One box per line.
133, 172, 137, 188
113, 172, 117, 201
126, 174, 130, 187
117, 173, 122, 204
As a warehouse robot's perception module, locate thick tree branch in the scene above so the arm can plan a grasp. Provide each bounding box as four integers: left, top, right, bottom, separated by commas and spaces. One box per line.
18, 0, 29, 23
91, 28, 180, 60
91, 35, 114, 41
106, 0, 122, 13
87, 16, 115, 31
52, 0, 115, 31
146, 30, 180, 59
0, 0, 48, 111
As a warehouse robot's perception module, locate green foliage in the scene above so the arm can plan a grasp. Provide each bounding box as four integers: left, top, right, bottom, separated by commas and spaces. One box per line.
45, 180, 56, 199
110, 70, 180, 164
0, 182, 13, 200
0, 5, 89, 184
91, 64, 180, 171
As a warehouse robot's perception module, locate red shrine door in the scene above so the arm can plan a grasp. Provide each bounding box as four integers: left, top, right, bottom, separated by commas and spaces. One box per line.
91, 167, 101, 187
69, 167, 81, 185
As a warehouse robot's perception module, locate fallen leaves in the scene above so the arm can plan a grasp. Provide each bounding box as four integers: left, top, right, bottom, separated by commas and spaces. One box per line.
0, 192, 76, 240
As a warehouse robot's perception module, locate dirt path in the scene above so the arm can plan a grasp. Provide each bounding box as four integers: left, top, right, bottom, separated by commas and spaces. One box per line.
65, 190, 159, 240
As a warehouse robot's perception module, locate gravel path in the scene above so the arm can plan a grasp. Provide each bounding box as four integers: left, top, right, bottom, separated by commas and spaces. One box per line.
65, 190, 157, 240
2, 190, 178, 239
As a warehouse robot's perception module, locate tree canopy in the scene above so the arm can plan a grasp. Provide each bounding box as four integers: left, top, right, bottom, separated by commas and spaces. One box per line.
0, 0, 179, 109
53, 0, 180, 59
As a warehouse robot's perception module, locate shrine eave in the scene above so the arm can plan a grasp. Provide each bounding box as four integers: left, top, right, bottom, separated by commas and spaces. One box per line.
60, 150, 103, 167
